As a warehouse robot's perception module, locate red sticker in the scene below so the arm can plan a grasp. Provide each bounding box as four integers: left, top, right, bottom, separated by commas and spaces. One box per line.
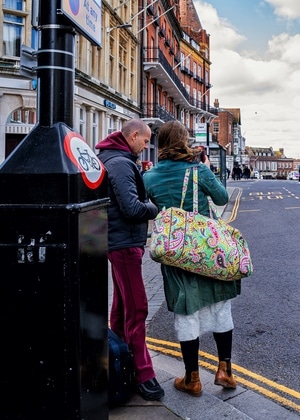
64, 132, 105, 189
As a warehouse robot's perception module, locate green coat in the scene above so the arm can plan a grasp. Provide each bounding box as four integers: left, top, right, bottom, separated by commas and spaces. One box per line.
143, 160, 241, 315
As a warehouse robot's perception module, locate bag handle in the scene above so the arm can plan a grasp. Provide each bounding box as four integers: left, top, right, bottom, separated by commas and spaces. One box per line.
180, 168, 190, 208
180, 167, 198, 214
181, 166, 220, 219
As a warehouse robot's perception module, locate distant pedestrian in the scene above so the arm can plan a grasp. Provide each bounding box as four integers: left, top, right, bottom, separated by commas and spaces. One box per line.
96, 119, 164, 401
144, 121, 240, 397
243, 166, 250, 179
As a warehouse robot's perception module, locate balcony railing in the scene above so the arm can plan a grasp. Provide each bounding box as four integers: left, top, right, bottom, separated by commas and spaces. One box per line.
142, 103, 177, 121
144, 48, 190, 102
143, 48, 218, 115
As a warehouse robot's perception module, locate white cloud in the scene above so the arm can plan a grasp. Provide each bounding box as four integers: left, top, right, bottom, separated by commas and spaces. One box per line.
265, 0, 300, 20
194, 1, 300, 158
267, 33, 300, 66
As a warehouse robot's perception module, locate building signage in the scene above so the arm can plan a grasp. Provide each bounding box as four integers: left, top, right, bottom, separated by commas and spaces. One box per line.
195, 123, 207, 140
60, 0, 102, 47
104, 99, 117, 110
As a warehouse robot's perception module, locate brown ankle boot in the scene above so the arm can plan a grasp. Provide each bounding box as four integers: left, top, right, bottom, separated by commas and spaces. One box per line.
214, 361, 236, 389
174, 371, 202, 396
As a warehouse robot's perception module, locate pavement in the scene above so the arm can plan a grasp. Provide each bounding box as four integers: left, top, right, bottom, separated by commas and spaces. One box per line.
108, 184, 300, 420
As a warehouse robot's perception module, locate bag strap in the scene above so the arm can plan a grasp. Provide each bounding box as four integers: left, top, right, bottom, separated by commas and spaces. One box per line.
192, 166, 198, 214
180, 168, 190, 208
181, 166, 222, 219
180, 167, 198, 214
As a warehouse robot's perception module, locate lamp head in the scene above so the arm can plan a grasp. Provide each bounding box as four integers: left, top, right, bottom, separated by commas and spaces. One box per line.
106, 24, 132, 33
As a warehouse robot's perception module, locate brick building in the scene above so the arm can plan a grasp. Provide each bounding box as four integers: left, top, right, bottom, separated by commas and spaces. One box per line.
0, 0, 218, 165
246, 146, 294, 179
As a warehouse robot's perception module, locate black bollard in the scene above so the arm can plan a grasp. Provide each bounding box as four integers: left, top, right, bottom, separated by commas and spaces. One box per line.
0, 1, 109, 419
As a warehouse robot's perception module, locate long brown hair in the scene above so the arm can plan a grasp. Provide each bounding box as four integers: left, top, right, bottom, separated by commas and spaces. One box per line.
157, 121, 197, 162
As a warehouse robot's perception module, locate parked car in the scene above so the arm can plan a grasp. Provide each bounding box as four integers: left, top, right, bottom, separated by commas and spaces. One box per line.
251, 170, 262, 179
287, 171, 299, 180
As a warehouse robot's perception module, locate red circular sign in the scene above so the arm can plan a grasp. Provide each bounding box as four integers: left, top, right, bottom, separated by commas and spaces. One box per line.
64, 132, 105, 189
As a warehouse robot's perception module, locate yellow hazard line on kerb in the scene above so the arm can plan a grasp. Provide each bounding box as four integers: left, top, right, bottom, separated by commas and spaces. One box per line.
146, 337, 300, 413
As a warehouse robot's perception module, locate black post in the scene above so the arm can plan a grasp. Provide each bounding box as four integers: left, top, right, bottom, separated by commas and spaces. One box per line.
38, 0, 74, 126
0, 2, 109, 419
206, 121, 210, 158
219, 145, 227, 188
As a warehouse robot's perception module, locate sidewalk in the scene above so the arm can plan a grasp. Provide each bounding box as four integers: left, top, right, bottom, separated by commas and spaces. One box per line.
108, 187, 300, 420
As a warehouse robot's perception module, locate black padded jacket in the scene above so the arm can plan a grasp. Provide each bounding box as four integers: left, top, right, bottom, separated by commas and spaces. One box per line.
97, 132, 158, 252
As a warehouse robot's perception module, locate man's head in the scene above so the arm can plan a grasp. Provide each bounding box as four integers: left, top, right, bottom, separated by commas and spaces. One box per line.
122, 119, 151, 156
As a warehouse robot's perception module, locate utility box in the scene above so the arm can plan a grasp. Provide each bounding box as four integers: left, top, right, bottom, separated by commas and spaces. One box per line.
0, 122, 109, 419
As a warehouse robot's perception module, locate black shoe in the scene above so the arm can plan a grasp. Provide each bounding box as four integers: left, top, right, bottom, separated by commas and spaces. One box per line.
135, 377, 165, 401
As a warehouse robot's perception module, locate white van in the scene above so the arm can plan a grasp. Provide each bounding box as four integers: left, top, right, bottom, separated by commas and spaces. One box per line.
287, 171, 299, 180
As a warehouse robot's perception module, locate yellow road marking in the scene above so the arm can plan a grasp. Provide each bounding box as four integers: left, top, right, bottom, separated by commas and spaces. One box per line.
146, 337, 300, 412
227, 188, 242, 222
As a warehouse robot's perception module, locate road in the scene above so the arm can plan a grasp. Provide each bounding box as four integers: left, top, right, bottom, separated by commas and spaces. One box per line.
146, 178, 300, 415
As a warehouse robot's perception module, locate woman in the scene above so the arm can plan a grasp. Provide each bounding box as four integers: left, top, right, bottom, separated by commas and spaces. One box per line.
143, 121, 240, 396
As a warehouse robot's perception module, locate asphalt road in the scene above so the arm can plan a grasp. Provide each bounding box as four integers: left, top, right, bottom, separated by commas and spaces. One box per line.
147, 178, 300, 414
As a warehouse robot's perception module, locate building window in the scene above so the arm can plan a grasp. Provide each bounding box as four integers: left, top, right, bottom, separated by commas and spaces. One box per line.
186, 56, 190, 71
130, 46, 135, 99
198, 65, 202, 78
8, 108, 36, 124
180, 110, 184, 123
205, 69, 209, 85
212, 122, 220, 133
79, 108, 86, 138
119, 37, 128, 94
271, 161, 277, 170
3, 0, 25, 57
92, 111, 98, 149
181, 52, 185, 67
186, 112, 190, 129
108, 115, 115, 135
193, 62, 197, 76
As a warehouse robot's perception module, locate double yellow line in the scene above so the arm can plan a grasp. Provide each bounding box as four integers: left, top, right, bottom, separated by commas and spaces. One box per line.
146, 337, 300, 413
226, 187, 243, 223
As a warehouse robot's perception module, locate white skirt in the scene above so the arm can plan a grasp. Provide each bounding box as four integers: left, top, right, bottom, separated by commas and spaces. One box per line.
174, 300, 234, 341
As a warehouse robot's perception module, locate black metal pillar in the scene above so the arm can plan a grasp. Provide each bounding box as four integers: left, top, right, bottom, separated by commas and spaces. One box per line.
0, 2, 109, 419
38, 0, 74, 126
206, 121, 210, 158
219, 145, 227, 188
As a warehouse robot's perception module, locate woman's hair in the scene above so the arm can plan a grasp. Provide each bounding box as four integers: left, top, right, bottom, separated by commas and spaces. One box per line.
158, 121, 189, 149
157, 121, 197, 161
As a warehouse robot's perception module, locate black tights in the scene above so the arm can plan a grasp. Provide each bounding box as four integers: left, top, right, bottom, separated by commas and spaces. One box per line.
213, 330, 233, 375
180, 337, 199, 383
213, 330, 233, 361
180, 330, 233, 382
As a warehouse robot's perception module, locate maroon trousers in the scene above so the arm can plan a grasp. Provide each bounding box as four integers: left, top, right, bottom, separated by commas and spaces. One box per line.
108, 247, 155, 384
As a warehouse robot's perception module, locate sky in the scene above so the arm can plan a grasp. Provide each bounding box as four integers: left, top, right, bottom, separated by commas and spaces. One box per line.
194, 0, 300, 158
